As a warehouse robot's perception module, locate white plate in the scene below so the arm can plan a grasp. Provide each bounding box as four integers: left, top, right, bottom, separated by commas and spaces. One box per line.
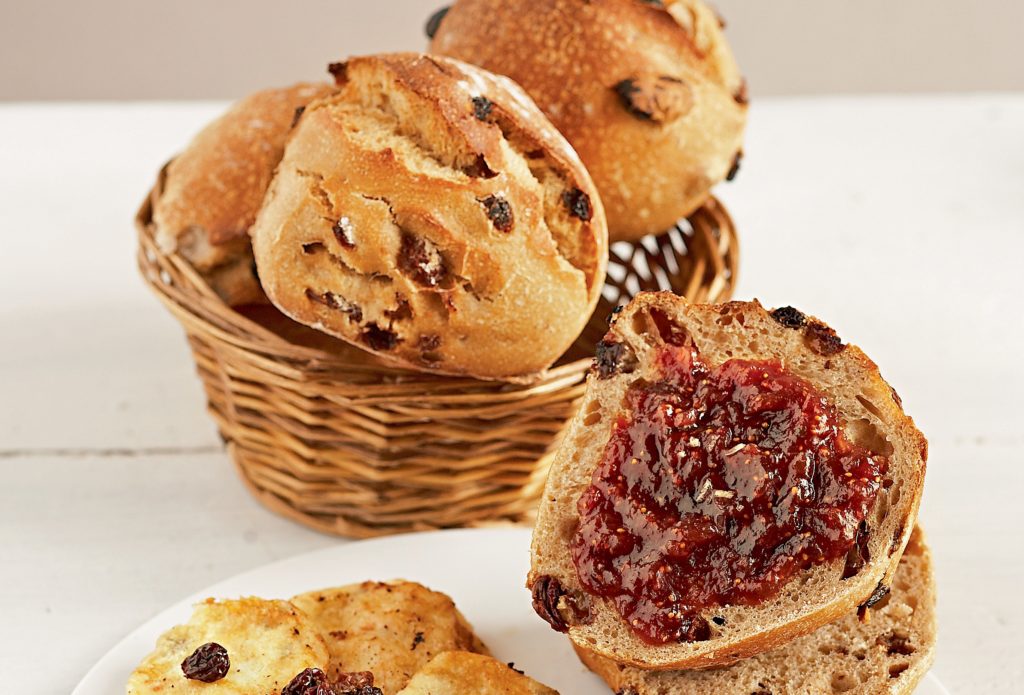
74, 528, 948, 694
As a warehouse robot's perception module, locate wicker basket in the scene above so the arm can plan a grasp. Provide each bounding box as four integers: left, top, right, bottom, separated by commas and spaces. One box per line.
136, 188, 738, 537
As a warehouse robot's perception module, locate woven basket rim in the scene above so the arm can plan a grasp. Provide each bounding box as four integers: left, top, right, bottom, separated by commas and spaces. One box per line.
136, 183, 738, 392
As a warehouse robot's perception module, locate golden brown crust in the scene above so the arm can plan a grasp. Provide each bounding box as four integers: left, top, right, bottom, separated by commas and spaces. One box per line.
432, 0, 747, 241
291, 580, 489, 694
152, 82, 336, 304
251, 53, 608, 381
576, 528, 936, 695
528, 292, 927, 670
394, 651, 558, 694
126, 597, 329, 695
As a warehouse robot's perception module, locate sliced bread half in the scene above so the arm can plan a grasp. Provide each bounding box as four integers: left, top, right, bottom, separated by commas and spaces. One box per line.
577, 526, 936, 695
529, 292, 926, 669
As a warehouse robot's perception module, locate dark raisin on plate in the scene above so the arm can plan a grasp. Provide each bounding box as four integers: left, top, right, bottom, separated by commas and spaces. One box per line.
180, 642, 230, 683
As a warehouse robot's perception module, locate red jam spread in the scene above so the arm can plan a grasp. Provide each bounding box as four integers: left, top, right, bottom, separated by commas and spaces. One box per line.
571, 341, 887, 645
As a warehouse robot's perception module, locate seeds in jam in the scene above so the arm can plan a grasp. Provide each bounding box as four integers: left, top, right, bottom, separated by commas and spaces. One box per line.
570, 342, 887, 645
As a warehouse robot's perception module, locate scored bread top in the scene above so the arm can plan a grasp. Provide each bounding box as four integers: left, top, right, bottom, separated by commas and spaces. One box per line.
431, 0, 747, 241
152, 82, 336, 305
529, 292, 927, 669
250, 52, 608, 381
579, 526, 936, 695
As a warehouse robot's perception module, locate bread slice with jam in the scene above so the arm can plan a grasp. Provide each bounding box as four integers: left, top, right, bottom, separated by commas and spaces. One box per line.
528, 292, 926, 670
577, 526, 936, 694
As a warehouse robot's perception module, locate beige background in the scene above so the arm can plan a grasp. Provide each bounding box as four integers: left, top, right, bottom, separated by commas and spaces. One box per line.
2, 0, 1022, 100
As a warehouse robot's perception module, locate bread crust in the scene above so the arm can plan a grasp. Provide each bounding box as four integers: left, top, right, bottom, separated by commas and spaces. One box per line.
432, 0, 747, 241
394, 651, 557, 694
250, 53, 608, 381
528, 292, 927, 670
152, 82, 336, 305
577, 527, 936, 694
291, 580, 488, 694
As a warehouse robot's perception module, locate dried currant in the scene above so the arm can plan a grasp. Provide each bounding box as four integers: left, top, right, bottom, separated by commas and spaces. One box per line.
398, 233, 448, 287
806, 321, 845, 355
411, 631, 425, 650
292, 105, 307, 128
471, 95, 493, 121
726, 150, 742, 182
305, 289, 363, 323
593, 339, 637, 379
842, 520, 871, 579
424, 5, 450, 39
770, 306, 807, 329
180, 642, 230, 683
614, 75, 693, 123
531, 575, 569, 633
335, 671, 381, 695
562, 188, 593, 221
480, 194, 514, 232
361, 323, 400, 351
333, 217, 356, 248
282, 668, 333, 695
861, 582, 891, 613
677, 614, 712, 642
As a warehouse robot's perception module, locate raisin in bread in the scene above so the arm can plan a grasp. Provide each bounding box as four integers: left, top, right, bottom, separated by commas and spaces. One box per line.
152, 83, 336, 305
431, 0, 746, 241
578, 527, 936, 695
126, 598, 329, 694
250, 53, 607, 381
528, 292, 927, 669
291, 580, 489, 694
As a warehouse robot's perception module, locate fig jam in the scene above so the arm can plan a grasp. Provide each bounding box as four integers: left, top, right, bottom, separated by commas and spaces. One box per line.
571, 343, 887, 645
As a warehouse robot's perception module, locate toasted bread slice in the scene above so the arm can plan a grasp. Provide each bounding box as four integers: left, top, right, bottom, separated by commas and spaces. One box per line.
291, 580, 488, 694
126, 597, 328, 694
529, 293, 926, 669
395, 651, 557, 694
578, 527, 936, 695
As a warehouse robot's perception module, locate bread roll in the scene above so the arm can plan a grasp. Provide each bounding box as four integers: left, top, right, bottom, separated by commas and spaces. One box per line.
152, 83, 336, 305
250, 53, 607, 381
528, 293, 926, 669
431, 0, 747, 242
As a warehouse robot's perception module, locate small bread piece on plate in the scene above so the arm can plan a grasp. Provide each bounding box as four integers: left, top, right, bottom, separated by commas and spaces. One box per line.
291, 580, 488, 694
152, 82, 336, 305
250, 52, 607, 380
395, 651, 558, 694
529, 292, 927, 670
578, 527, 937, 695
126, 597, 328, 694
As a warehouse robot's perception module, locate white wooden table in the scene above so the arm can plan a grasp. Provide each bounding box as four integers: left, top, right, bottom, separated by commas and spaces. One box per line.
1, 95, 1022, 694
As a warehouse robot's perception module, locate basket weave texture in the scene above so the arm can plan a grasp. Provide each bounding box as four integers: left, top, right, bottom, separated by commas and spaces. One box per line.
137, 185, 738, 537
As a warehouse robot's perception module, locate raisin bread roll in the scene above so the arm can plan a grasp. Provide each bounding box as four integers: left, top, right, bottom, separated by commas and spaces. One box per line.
250, 53, 608, 381
430, 0, 747, 242
578, 527, 936, 695
528, 293, 926, 670
152, 82, 336, 305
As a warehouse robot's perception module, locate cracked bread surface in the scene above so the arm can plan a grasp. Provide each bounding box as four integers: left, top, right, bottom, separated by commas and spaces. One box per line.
291, 580, 489, 694
152, 82, 336, 305
528, 293, 927, 669
431, 0, 747, 241
578, 527, 936, 695
250, 53, 607, 380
